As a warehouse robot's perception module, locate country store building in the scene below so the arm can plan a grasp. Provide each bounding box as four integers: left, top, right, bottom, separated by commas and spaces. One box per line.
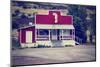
18, 10, 75, 48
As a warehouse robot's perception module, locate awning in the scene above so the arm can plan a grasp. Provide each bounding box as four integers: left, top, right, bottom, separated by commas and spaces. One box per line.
36, 24, 74, 29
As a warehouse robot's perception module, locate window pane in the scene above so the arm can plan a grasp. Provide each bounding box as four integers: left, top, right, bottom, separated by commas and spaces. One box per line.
63, 29, 70, 36
38, 29, 49, 35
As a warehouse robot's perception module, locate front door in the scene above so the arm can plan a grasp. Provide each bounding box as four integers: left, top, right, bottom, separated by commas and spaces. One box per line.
51, 29, 62, 47
26, 31, 32, 43
51, 29, 60, 40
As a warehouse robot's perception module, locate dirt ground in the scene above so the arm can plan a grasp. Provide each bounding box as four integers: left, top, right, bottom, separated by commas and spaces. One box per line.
11, 45, 96, 66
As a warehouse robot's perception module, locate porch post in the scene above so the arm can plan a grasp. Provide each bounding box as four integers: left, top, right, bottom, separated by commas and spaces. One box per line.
59, 30, 61, 40
49, 29, 50, 40
72, 29, 73, 40
62, 29, 63, 40
73, 29, 75, 41
35, 29, 37, 47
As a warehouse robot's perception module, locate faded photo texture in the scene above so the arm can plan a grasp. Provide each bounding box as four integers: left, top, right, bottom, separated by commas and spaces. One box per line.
11, 1, 96, 66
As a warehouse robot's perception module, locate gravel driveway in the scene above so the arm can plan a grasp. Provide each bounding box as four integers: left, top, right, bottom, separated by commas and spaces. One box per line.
11, 45, 96, 66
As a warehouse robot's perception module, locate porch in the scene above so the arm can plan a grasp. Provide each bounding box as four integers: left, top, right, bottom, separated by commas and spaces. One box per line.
36, 29, 75, 41
35, 29, 75, 47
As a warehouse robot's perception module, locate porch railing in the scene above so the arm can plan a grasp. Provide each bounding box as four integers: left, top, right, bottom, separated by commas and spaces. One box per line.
36, 35, 49, 40
60, 35, 72, 40
36, 35, 73, 40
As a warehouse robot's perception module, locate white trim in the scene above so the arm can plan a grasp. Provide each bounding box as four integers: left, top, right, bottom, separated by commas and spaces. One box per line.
36, 37, 48, 39
49, 29, 50, 40
36, 24, 74, 29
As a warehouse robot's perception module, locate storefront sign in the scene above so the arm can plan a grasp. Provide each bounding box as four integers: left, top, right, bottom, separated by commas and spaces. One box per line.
35, 11, 73, 25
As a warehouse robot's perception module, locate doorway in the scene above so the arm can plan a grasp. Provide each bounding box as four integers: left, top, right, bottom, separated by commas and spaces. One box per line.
50, 29, 62, 47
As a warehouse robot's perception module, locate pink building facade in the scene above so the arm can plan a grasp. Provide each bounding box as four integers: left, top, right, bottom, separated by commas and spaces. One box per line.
18, 10, 75, 48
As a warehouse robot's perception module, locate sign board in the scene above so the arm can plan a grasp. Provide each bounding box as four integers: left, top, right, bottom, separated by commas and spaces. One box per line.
35, 11, 73, 25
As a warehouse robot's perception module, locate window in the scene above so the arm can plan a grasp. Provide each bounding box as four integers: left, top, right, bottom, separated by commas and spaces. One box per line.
59, 29, 62, 36
37, 29, 49, 35
63, 29, 70, 36
61, 29, 72, 40
37, 29, 49, 40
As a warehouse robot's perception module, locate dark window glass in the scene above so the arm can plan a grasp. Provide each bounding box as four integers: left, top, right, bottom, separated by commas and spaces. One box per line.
38, 29, 49, 35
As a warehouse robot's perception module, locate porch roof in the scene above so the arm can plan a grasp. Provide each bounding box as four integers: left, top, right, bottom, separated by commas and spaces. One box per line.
36, 24, 74, 29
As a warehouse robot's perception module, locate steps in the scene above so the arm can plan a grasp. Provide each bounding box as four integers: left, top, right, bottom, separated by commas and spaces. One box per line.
51, 40, 62, 47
